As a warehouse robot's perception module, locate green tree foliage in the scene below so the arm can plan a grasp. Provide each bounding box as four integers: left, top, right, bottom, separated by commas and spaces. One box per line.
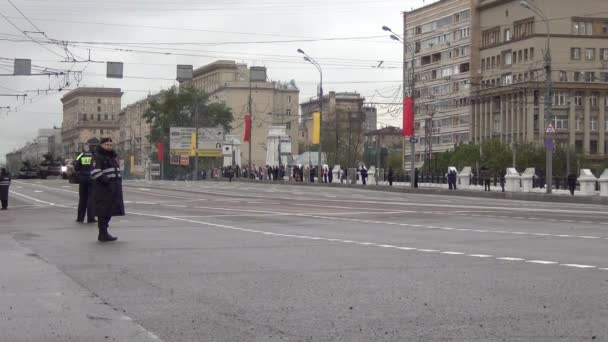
143, 85, 233, 144
143, 85, 234, 179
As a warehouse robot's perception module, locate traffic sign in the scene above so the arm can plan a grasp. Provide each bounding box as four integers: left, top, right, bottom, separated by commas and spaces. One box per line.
409, 137, 419, 144
545, 124, 556, 134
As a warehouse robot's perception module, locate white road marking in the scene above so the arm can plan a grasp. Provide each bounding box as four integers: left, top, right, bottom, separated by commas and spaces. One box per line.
497, 257, 524, 261
441, 251, 465, 255
33, 190, 44, 193
560, 264, 596, 269
162, 204, 187, 208
468, 254, 493, 258
526, 260, 558, 265
417, 249, 439, 253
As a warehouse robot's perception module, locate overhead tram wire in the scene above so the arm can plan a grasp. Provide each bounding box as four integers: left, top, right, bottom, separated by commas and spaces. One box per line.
0, 10, 64, 59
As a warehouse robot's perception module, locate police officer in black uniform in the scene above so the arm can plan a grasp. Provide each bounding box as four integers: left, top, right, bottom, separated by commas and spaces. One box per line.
91, 138, 124, 242
75, 143, 97, 223
0, 168, 11, 210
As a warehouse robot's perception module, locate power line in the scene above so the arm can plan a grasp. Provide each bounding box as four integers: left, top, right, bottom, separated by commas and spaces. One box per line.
0, 9, 64, 58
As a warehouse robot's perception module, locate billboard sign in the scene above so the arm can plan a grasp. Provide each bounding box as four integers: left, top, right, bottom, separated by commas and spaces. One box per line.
170, 127, 224, 157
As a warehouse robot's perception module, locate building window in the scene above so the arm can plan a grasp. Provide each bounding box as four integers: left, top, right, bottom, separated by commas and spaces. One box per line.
111, 115, 114, 120
285, 122, 291, 130
529, 47, 534, 60
97, 114, 101, 121
503, 50, 512, 66
512, 51, 517, 64
591, 92, 599, 107
504, 29, 512, 42
502, 74, 513, 85
559, 71, 568, 82
576, 119, 582, 131
286, 109, 292, 116
602, 72, 608, 82
97, 106, 101, 112
481, 59, 486, 71
571, 48, 581, 60
524, 49, 528, 61
575, 92, 584, 106
553, 92, 567, 106
600, 49, 608, 61
572, 21, 593, 35
482, 27, 500, 47
513, 18, 534, 39
288, 96, 292, 103
518, 50, 522, 62
573, 71, 582, 81
100, 129, 104, 135
97, 98, 101, 104
585, 72, 595, 82
585, 48, 596, 61
591, 119, 598, 132
104, 114, 108, 120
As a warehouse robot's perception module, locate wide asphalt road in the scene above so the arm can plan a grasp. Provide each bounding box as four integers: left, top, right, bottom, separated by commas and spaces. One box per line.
2, 179, 608, 341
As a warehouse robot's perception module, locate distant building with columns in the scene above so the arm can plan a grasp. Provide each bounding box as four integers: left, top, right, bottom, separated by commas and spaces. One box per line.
471, 0, 608, 157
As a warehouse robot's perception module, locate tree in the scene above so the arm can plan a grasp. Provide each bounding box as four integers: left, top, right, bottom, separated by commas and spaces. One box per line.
143, 85, 234, 179
144, 85, 233, 144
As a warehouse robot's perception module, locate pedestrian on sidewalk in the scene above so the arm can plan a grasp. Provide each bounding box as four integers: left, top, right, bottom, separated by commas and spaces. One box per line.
91, 138, 124, 242
567, 172, 577, 195
0, 168, 11, 210
500, 172, 506, 192
388, 167, 394, 187
414, 168, 419, 188
328, 166, 333, 183
482, 166, 491, 191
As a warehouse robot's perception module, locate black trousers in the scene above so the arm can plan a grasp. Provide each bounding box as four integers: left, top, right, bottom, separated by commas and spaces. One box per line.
484, 180, 491, 191
1, 185, 9, 209
77, 181, 95, 221
98, 216, 112, 229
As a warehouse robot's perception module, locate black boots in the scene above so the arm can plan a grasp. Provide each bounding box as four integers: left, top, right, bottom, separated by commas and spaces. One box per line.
98, 227, 117, 242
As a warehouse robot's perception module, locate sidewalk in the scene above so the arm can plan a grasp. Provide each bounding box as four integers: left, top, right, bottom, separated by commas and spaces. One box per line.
197, 178, 608, 206
0, 236, 162, 342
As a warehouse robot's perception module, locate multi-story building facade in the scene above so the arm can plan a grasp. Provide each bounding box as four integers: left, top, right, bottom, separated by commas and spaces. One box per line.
60, 87, 123, 156
117, 97, 153, 166
189, 60, 299, 167
300, 91, 373, 166
471, 0, 608, 157
403, 0, 473, 169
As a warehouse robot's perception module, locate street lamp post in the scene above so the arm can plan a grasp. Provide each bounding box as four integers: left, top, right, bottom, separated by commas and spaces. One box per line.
383, 25, 417, 188
297, 49, 323, 182
521, 0, 553, 194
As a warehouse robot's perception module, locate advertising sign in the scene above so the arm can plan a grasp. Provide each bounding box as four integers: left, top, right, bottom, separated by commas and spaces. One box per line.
170, 126, 225, 157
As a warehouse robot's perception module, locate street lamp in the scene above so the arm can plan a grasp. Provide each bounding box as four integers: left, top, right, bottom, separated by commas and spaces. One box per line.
297, 48, 323, 182
520, 0, 553, 194
383, 25, 417, 188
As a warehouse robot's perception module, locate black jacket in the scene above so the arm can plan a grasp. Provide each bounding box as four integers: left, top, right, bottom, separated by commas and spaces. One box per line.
74, 151, 95, 181
91, 147, 125, 218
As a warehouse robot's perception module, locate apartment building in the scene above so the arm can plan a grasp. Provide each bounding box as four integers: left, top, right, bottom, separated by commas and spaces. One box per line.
60, 87, 123, 156
403, 0, 472, 169
471, 0, 608, 157
189, 60, 299, 167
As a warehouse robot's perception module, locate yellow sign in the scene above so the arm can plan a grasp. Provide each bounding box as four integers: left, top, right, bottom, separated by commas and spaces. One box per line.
312, 112, 320, 144
130, 155, 135, 170
190, 132, 197, 156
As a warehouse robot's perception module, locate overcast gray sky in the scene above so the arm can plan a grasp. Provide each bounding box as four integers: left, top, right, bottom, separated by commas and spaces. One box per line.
0, 0, 427, 161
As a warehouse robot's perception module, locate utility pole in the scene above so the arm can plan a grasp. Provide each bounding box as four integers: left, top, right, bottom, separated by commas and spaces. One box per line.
193, 99, 199, 181
521, 0, 552, 194
375, 137, 380, 185
298, 49, 323, 181
248, 75, 253, 177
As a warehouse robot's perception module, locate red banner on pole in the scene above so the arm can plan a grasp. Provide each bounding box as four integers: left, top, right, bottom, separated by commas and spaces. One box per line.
157, 142, 163, 162
244, 114, 251, 142
403, 97, 413, 137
